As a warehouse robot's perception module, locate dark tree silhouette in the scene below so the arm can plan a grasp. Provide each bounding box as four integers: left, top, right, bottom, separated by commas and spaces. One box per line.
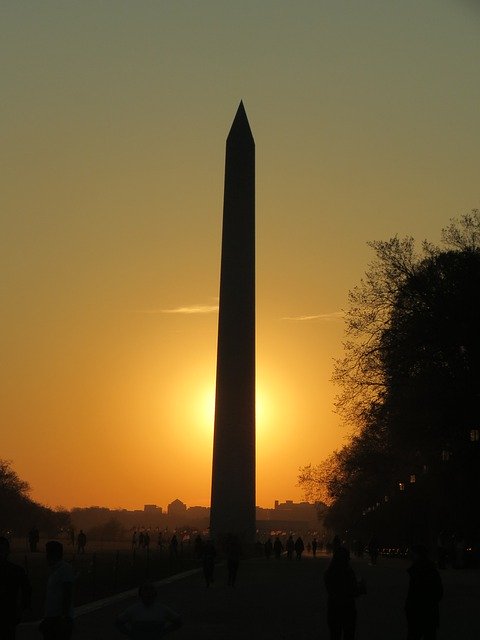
300, 211, 480, 545
0, 459, 70, 536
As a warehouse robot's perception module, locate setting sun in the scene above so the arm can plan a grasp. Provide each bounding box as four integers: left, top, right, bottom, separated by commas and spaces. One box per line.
196, 380, 275, 442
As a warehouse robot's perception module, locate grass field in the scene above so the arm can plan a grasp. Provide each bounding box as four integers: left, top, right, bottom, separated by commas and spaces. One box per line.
9, 536, 202, 621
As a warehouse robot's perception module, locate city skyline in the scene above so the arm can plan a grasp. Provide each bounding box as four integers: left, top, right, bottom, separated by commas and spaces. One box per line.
2, 2, 480, 510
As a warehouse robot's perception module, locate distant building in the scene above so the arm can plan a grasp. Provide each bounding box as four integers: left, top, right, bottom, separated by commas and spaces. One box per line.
167, 499, 187, 516
144, 504, 162, 514
255, 500, 325, 535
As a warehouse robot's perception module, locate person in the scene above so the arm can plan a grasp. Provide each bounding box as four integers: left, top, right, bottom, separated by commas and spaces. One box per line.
76, 530, 86, 554
116, 582, 182, 638
367, 535, 379, 565
201, 539, 216, 588
39, 540, 75, 639
331, 534, 342, 553
225, 534, 242, 587
194, 534, 203, 559
157, 531, 164, 552
144, 531, 150, 551
324, 546, 361, 640
264, 537, 273, 560
28, 527, 39, 553
294, 536, 305, 560
286, 535, 295, 560
138, 531, 145, 550
169, 534, 178, 558
312, 537, 318, 557
436, 531, 447, 569
273, 536, 283, 559
0, 536, 32, 639
405, 544, 443, 640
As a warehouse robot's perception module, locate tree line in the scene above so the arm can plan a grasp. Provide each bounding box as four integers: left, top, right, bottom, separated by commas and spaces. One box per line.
299, 211, 480, 549
0, 459, 70, 537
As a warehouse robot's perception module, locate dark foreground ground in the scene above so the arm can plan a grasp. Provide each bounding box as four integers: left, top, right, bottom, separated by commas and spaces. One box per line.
18, 553, 480, 640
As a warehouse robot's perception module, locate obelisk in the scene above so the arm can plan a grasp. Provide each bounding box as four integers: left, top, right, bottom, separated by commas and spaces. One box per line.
210, 101, 256, 544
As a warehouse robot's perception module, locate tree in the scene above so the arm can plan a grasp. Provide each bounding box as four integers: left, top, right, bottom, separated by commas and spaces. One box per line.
301, 211, 480, 542
0, 459, 70, 536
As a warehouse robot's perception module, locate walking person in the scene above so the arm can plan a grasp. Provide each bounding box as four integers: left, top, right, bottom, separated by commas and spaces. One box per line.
39, 541, 75, 640
273, 536, 283, 560
294, 536, 305, 560
0, 536, 32, 639
76, 530, 87, 554
225, 534, 242, 587
202, 539, 216, 588
324, 546, 362, 640
286, 535, 294, 560
405, 544, 443, 640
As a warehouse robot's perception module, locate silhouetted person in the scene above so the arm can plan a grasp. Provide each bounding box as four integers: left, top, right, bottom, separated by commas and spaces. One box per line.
367, 535, 379, 565
116, 582, 182, 638
225, 534, 241, 587
144, 532, 150, 551
202, 539, 216, 588
331, 534, 342, 553
264, 537, 273, 560
138, 531, 145, 549
294, 536, 305, 560
28, 527, 39, 553
324, 546, 360, 640
194, 534, 203, 559
0, 536, 31, 639
436, 531, 447, 570
312, 537, 318, 557
157, 532, 164, 552
286, 535, 295, 560
169, 534, 179, 558
273, 536, 283, 559
40, 540, 75, 639
76, 530, 86, 554
405, 544, 443, 640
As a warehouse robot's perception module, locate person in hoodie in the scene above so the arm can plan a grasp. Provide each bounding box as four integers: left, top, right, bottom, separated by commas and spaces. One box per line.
405, 544, 443, 640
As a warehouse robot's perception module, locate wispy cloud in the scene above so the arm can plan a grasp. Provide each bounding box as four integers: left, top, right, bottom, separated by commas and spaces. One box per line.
282, 311, 344, 322
131, 301, 219, 315
162, 304, 219, 315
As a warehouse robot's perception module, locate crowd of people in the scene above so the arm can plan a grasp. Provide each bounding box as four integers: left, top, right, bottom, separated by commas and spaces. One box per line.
0, 528, 450, 640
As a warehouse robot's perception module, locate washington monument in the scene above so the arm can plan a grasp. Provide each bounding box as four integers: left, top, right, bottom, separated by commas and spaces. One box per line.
210, 102, 256, 543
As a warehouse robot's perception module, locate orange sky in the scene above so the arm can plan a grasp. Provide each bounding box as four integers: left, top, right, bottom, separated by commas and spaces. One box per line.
2, 2, 480, 511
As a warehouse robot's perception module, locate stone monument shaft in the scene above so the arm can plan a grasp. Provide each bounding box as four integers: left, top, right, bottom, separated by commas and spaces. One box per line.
210, 102, 256, 542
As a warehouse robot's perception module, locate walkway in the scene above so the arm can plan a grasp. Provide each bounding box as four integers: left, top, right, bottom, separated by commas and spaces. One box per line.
18, 554, 480, 639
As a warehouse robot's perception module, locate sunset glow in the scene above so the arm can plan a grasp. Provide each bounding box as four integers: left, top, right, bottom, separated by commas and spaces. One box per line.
2, 2, 480, 512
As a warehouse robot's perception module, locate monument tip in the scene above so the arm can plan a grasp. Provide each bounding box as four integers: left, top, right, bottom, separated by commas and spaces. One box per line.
228, 100, 254, 142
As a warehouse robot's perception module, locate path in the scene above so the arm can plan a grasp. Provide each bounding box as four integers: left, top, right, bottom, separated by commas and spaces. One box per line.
18, 553, 480, 639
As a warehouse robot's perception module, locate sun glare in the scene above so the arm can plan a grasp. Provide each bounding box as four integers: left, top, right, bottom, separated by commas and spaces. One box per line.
196, 382, 274, 441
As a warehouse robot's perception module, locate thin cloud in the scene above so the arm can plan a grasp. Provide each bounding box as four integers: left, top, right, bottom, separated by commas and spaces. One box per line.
162, 304, 219, 315
131, 301, 219, 315
282, 311, 344, 322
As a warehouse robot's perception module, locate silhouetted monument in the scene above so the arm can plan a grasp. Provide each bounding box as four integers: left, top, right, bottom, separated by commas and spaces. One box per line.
210, 101, 256, 543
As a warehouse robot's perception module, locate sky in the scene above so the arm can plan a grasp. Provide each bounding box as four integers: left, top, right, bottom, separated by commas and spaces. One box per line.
2, 1, 480, 511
